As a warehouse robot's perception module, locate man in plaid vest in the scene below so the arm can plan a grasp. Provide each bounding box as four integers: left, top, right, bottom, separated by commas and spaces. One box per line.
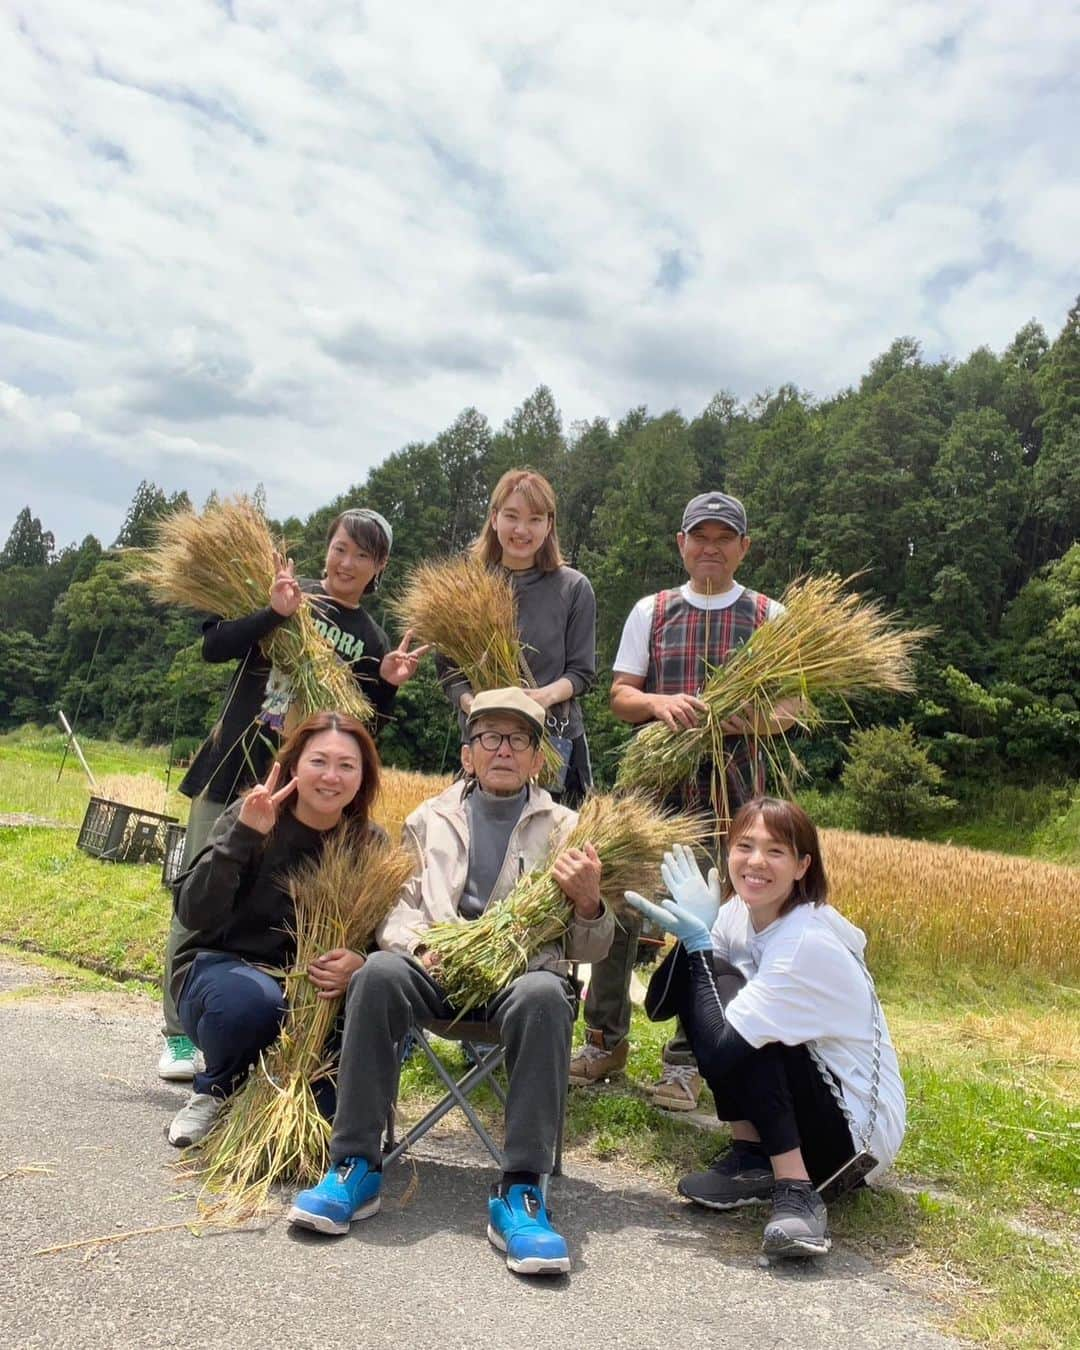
569, 491, 786, 1110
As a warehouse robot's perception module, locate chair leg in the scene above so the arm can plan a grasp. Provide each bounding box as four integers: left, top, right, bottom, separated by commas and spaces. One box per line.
553, 1081, 566, 1178
382, 1038, 406, 1156
383, 1035, 507, 1169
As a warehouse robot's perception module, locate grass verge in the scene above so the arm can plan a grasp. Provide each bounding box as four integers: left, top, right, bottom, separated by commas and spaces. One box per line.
0, 941, 158, 1002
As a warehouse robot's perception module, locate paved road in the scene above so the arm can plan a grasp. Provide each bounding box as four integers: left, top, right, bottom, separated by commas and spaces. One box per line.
0, 957, 959, 1350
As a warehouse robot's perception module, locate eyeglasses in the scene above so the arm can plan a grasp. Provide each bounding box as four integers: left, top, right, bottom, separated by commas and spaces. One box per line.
469, 730, 537, 752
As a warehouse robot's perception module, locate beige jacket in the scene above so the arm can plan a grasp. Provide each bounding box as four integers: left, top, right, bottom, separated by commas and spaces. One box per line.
376, 781, 614, 975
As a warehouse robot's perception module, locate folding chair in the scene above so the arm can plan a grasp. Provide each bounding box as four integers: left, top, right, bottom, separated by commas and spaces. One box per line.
382, 1002, 574, 1184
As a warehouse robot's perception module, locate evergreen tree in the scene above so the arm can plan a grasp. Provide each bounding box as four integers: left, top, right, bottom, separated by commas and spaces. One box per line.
728, 393, 822, 596
1032, 296, 1080, 562
488, 385, 566, 485
916, 409, 1026, 664
688, 391, 740, 486
0, 507, 54, 569
113, 481, 173, 549
1001, 319, 1049, 462
435, 407, 492, 552
585, 411, 699, 659
558, 418, 617, 567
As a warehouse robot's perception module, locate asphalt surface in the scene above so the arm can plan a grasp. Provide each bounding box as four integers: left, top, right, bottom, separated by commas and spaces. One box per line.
0, 956, 961, 1350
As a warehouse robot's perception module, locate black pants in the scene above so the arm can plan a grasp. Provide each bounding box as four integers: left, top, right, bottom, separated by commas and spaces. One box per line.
653, 945, 854, 1185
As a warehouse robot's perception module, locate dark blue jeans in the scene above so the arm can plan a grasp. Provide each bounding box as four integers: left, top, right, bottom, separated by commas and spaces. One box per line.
178, 953, 343, 1113
178, 953, 288, 1099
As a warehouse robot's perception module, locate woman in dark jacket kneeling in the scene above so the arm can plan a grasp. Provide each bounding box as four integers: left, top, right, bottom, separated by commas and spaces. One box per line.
166, 710, 383, 1148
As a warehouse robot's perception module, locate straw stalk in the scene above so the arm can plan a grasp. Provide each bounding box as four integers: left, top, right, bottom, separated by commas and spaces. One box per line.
389, 555, 563, 779
192, 827, 414, 1219
424, 792, 709, 1013
130, 495, 373, 724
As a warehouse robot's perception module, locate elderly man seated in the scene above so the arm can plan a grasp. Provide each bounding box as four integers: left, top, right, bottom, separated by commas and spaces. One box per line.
288, 687, 613, 1274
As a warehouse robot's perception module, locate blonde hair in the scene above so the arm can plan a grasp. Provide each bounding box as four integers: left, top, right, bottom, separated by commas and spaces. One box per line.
471, 469, 565, 573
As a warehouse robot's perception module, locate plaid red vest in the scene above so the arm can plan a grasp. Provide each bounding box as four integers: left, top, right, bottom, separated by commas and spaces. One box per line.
645, 586, 772, 812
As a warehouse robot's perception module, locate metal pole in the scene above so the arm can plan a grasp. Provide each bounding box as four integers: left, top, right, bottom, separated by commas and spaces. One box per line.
57, 622, 105, 782
57, 709, 98, 792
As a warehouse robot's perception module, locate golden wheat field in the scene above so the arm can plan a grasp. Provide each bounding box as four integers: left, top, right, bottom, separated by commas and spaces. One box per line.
374, 769, 1080, 982
95, 774, 178, 815
373, 768, 454, 839
823, 829, 1080, 980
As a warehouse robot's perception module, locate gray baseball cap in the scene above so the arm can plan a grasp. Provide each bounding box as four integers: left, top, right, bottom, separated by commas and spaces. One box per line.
681, 491, 747, 535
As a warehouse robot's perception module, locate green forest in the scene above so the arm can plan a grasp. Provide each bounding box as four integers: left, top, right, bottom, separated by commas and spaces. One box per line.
3, 301, 1078, 847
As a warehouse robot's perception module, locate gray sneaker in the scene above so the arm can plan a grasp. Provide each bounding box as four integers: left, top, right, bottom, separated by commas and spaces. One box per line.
762, 1180, 831, 1256
167, 1092, 223, 1148
678, 1141, 774, 1209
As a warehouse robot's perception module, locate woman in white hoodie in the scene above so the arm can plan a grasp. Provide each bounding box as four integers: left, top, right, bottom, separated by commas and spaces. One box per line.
625, 797, 905, 1258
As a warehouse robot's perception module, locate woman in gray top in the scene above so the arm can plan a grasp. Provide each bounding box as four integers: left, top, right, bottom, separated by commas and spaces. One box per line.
441, 469, 597, 806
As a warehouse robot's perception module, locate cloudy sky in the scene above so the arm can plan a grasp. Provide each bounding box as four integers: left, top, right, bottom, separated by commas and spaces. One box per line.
2, 1, 1078, 550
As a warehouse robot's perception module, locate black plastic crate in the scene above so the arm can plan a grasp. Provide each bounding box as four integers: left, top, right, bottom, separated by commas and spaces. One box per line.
161, 822, 188, 887
77, 796, 178, 866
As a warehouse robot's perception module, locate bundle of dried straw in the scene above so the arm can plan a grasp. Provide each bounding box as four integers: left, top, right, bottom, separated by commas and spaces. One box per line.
391, 554, 523, 690
615, 572, 930, 820
423, 793, 709, 1013
131, 495, 373, 724
192, 828, 414, 1219
390, 554, 561, 777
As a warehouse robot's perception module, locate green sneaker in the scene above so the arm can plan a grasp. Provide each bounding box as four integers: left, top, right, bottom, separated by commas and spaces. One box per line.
158, 1034, 201, 1081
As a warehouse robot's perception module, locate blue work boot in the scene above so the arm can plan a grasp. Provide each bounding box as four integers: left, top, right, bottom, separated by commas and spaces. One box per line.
288, 1158, 381, 1235
487, 1183, 570, 1275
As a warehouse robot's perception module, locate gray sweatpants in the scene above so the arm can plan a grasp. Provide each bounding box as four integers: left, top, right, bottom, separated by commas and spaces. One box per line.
331, 951, 576, 1175
162, 792, 227, 1037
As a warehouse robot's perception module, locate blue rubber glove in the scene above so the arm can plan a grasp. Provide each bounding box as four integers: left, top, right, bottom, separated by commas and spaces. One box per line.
623, 890, 714, 954
660, 844, 722, 932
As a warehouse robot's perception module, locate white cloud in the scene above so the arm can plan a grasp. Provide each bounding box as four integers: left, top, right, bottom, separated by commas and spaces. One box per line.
2, 0, 1078, 545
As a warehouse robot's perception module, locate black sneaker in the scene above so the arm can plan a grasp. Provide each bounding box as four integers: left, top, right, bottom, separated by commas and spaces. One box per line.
677, 1141, 775, 1210
761, 1180, 831, 1256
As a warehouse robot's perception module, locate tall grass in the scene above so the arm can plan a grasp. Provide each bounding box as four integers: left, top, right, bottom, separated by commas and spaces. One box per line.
0, 729, 188, 825
372, 768, 454, 840
824, 829, 1080, 981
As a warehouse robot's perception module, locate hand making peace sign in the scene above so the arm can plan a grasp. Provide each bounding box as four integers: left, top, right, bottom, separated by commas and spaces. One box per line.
237, 761, 299, 835
379, 628, 432, 687
269, 551, 303, 618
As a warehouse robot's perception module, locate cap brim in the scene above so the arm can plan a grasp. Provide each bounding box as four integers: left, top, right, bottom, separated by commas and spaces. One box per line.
466, 705, 544, 738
